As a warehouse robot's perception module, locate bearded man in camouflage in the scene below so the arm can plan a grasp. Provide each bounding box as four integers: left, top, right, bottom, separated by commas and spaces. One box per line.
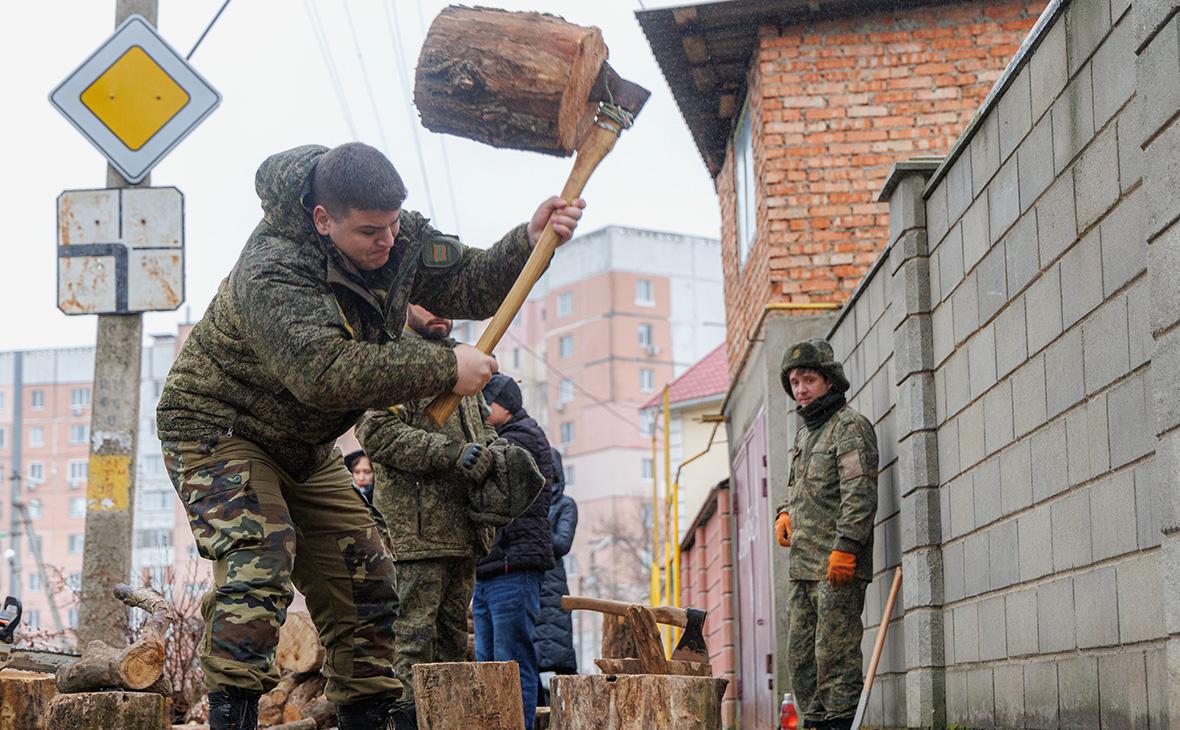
156, 142, 584, 730
354, 304, 500, 730
774, 338, 878, 730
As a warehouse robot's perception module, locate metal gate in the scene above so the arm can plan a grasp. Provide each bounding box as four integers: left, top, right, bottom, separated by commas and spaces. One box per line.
732, 408, 774, 728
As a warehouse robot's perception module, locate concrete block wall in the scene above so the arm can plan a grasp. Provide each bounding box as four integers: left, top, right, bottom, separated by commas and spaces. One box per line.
820, 0, 1175, 725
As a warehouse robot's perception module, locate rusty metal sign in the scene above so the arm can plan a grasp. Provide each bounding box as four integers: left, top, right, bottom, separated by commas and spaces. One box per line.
48, 15, 221, 183
56, 187, 184, 314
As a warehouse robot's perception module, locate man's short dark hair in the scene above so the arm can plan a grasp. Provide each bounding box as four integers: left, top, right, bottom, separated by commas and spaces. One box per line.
312, 142, 406, 217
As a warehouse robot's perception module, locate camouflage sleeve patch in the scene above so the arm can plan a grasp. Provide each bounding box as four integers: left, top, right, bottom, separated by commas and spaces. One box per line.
838, 449, 863, 480
420, 235, 463, 269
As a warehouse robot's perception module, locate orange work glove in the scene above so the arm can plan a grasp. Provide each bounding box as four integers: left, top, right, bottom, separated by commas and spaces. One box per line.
775, 512, 792, 547
826, 550, 856, 586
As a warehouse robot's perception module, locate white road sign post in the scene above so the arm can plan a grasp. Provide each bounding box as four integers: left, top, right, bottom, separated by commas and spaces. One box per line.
49, 14, 221, 184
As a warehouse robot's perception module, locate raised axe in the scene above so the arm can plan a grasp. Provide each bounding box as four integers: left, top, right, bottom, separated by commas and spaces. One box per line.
413, 6, 651, 425
562, 595, 709, 667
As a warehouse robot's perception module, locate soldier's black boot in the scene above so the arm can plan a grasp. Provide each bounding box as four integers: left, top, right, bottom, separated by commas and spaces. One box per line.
826, 718, 853, 730
207, 687, 261, 730
390, 700, 418, 730
336, 695, 399, 730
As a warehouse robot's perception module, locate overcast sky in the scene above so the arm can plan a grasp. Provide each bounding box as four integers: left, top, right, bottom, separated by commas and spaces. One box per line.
0, 0, 721, 351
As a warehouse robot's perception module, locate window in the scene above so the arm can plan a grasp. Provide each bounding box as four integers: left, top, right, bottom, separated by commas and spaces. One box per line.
29, 427, 44, 447
66, 572, 81, 591
28, 573, 41, 592
69, 497, 87, 518
512, 347, 522, 369
69, 460, 88, 486
24, 610, 40, 630
69, 388, 91, 409
30, 390, 44, 409
557, 291, 573, 318
734, 99, 756, 267
27, 462, 44, 484
68, 607, 79, 629
559, 379, 574, 404
140, 491, 171, 511
142, 454, 164, 474
558, 335, 574, 359
564, 464, 575, 486
637, 323, 653, 347
68, 534, 85, 553
560, 421, 575, 444
136, 529, 172, 549
0, 392, 5, 409
640, 411, 655, 436
25, 499, 42, 519
639, 368, 655, 393
635, 279, 654, 306
0, 428, 6, 449
69, 424, 89, 445
642, 458, 654, 480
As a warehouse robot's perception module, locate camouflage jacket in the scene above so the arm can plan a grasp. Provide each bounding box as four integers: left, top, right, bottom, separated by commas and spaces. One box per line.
355, 333, 499, 561
777, 404, 879, 582
156, 145, 532, 480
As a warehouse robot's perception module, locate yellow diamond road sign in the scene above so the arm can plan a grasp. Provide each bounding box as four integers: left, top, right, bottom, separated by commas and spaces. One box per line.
50, 15, 220, 183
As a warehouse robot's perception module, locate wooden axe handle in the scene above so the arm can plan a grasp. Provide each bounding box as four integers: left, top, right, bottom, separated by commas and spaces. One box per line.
561, 595, 690, 628
425, 120, 625, 425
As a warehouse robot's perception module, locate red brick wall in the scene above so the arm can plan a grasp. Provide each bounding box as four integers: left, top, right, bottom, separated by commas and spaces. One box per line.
722, 0, 1045, 373
680, 486, 737, 728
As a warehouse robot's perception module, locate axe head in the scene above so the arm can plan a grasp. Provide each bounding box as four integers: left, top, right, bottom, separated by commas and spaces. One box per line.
669, 607, 708, 664
588, 62, 651, 124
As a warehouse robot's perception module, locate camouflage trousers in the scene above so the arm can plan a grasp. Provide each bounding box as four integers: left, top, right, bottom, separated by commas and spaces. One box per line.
162, 436, 401, 704
787, 578, 867, 724
392, 557, 476, 703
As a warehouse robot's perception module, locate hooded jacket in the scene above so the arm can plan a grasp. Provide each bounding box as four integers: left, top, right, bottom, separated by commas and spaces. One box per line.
535, 448, 578, 672
475, 413, 555, 579
157, 145, 532, 479
355, 331, 499, 561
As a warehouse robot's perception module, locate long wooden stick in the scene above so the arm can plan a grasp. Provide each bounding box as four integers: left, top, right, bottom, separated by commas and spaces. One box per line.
851, 565, 903, 730
425, 116, 627, 425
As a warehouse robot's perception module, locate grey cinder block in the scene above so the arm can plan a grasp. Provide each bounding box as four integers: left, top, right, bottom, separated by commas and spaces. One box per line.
989, 156, 1020, 245
1019, 114, 1055, 213
1073, 124, 1121, 233
994, 297, 1027, 378
1067, 0, 1113, 75
1004, 211, 1040, 296
1073, 565, 1119, 648
938, 417, 960, 483
1059, 654, 1101, 729
1082, 295, 1130, 395
1117, 107, 1143, 194
1005, 587, 1039, 657
988, 519, 1018, 590
1037, 174, 1079, 267
1012, 354, 1048, 437
1098, 651, 1150, 730
1143, 105, 1180, 242
1117, 552, 1166, 643
973, 456, 1003, 528
1038, 576, 1077, 651
1147, 221, 1180, 335
958, 400, 985, 471
964, 532, 990, 598
939, 223, 966, 303
1020, 506, 1055, 581
1091, 472, 1137, 561
1025, 264, 1063, 355
1060, 228, 1103, 328
1031, 419, 1068, 502
932, 299, 953, 367
1135, 13, 1180, 148
1091, 8, 1135, 129
1100, 188, 1145, 298
998, 65, 1032, 162
993, 664, 1025, 728
962, 195, 991, 273
954, 601, 980, 662
966, 666, 996, 728
983, 380, 1014, 456
1030, 16, 1068, 122
1045, 328, 1085, 417
968, 325, 997, 402
1051, 487, 1093, 572
1126, 281, 1151, 368
1051, 67, 1096, 174
953, 275, 981, 348
946, 348, 972, 419
943, 538, 965, 604
947, 147, 974, 224
1023, 661, 1060, 729
949, 469, 975, 539
1108, 373, 1152, 467
1145, 647, 1169, 730
928, 179, 950, 247
978, 595, 1007, 661
971, 112, 1001, 197
977, 240, 1009, 324
1000, 438, 1033, 514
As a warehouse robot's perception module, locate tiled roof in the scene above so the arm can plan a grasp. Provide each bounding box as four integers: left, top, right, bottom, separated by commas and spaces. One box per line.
641, 343, 728, 410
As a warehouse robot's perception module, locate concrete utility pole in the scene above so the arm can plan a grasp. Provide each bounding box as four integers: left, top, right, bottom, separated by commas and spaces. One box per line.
76, 0, 157, 648
7, 353, 23, 600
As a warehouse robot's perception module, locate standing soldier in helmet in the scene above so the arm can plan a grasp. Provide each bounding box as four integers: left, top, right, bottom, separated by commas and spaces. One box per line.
774, 338, 878, 730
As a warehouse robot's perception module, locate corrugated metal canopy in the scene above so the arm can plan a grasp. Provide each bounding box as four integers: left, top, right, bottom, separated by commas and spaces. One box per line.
636, 0, 956, 176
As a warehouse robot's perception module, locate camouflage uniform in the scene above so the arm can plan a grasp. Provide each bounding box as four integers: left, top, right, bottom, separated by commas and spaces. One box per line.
158, 145, 533, 705
776, 339, 879, 726
355, 332, 499, 703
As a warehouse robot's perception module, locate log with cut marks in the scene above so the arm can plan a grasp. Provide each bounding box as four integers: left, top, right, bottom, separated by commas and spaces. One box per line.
414, 6, 609, 156
549, 675, 727, 730
56, 584, 172, 693
276, 611, 323, 675
258, 673, 300, 727
47, 690, 169, 730
0, 668, 57, 730
282, 674, 327, 724
413, 661, 525, 729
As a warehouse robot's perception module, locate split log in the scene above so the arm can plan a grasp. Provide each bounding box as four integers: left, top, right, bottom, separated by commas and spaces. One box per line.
0, 668, 57, 730
56, 584, 172, 693
594, 658, 712, 677
300, 695, 336, 728
276, 611, 324, 674
258, 673, 299, 727
600, 613, 636, 659
414, 6, 609, 156
625, 605, 668, 675
550, 675, 727, 730
282, 674, 327, 724
413, 661, 524, 730
268, 721, 316, 730
46, 690, 169, 730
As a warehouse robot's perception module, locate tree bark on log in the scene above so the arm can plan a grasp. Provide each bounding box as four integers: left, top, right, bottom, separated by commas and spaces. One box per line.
276, 612, 323, 675
282, 675, 326, 724
0, 668, 57, 730
56, 584, 172, 693
549, 675, 727, 730
600, 613, 636, 659
258, 673, 299, 727
414, 6, 608, 156
413, 661, 525, 730
47, 690, 169, 730
300, 696, 336, 728
625, 605, 668, 675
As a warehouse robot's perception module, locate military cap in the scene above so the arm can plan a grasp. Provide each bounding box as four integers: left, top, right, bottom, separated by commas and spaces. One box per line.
780, 337, 851, 400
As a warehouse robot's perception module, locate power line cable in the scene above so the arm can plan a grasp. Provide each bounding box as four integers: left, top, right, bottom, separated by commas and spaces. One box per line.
341, 1, 393, 157
303, 0, 359, 140
413, 0, 464, 236
382, 0, 439, 222
187, 0, 232, 60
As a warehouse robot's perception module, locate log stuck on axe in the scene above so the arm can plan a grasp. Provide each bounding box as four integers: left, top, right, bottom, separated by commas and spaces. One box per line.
414, 6, 651, 425
562, 595, 709, 668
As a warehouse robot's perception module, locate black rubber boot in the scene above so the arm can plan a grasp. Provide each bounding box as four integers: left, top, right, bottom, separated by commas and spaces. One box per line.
391, 700, 418, 730
826, 718, 853, 730
336, 695, 399, 730
207, 687, 261, 730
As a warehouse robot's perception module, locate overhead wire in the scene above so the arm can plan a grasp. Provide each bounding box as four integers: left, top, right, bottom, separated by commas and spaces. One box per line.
382, 0, 439, 222
303, 0, 359, 140
341, 1, 394, 157
413, 0, 464, 237
186, 0, 232, 60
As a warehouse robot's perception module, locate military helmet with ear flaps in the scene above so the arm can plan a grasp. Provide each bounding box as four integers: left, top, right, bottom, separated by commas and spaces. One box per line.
780, 337, 851, 400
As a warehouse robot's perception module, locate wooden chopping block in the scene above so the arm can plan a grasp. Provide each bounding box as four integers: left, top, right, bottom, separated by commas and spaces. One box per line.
47, 690, 169, 730
550, 675, 728, 730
